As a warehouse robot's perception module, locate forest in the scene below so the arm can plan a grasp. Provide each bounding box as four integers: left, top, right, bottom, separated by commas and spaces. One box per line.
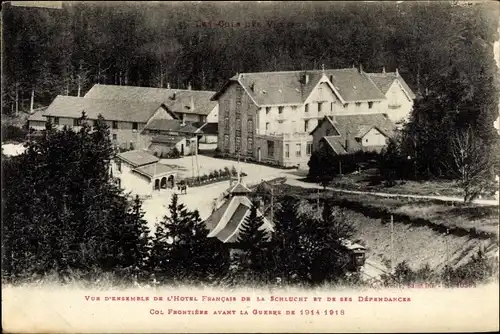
2, 1, 499, 120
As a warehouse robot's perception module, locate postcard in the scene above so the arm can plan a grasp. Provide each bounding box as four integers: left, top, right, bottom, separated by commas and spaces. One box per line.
2, 1, 499, 332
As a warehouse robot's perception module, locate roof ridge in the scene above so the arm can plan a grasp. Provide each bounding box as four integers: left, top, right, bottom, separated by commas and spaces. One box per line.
238, 67, 359, 76
91, 84, 216, 93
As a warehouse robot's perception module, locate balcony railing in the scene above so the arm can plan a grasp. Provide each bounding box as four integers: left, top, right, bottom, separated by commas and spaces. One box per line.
255, 129, 312, 139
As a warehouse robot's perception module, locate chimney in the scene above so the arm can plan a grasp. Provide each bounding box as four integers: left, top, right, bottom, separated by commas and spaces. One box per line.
167, 83, 171, 89
250, 82, 255, 92
359, 64, 363, 73
303, 73, 309, 85
329, 75, 333, 83
172, 91, 177, 100
187, 82, 192, 90
396, 68, 399, 76
190, 96, 194, 111
382, 67, 386, 73
331, 115, 336, 123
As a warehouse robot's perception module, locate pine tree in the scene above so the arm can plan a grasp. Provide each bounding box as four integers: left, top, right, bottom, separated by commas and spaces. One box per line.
234, 202, 270, 282
151, 194, 229, 283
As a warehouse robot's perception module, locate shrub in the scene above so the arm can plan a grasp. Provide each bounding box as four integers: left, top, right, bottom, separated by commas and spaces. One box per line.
213, 170, 220, 178
231, 166, 238, 176
1, 124, 28, 143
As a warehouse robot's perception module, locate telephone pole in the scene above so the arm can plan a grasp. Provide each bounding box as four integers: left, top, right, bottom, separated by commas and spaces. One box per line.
390, 214, 394, 272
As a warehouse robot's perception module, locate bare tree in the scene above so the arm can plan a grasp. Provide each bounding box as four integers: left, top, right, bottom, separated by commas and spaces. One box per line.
448, 126, 495, 203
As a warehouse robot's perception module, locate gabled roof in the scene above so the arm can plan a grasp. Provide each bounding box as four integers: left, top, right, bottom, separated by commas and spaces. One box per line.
310, 115, 341, 136
116, 149, 159, 167
44, 95, 164, 122
366, 72, 416, 99
212, 68, 386, 107
227, 182, 251, 195
205, 195, 273, 244
132, 162, 176, 179
199, 122, 218, 135
322, 136, 347, 154
144, 119, 204, 134
317, 114, 396, 154
28, 108, 47, 122
150, 134, 186, 145
85, 84, 217, 116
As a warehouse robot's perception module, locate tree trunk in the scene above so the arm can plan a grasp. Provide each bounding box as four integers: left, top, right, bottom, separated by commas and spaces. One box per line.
30, 89, 34, 113
15, 83, 19, 116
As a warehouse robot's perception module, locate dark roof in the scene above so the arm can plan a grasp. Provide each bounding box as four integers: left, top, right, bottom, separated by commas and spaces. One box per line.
144, 119, 204, 134
317, 114, 396, 154
116, 149, 159, 167
205, 196, 273, 243
85, 84, 217, 116
366, 72, 416, 99
215, 203, 249, 242
150, 134, 186, 145
323, 136, 347, 154
212, 68, 386, 106
199, 122, 218, 135
44, 95, 164, 122
133, 162, 176, 179
204, 201, 231, 231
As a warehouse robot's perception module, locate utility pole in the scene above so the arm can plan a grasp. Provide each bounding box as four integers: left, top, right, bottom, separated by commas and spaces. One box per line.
270, 187, 274, 225
390, 215, 394, 273
195, 138, 200, 182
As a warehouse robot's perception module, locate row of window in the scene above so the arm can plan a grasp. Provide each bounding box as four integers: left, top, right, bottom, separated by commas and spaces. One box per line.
265, 120, 312, 133
223, 116, 254, 132
283, 142, 312, 158
51, 117, 140, 130
223, 134, 253, 153
265, 101, 374, 115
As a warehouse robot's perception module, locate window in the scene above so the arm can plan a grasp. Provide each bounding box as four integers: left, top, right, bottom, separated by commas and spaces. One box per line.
343, 103, 348, 109
266, 122, 270, 131
224, 134, 229, 149
93, 120, 98, 127
116, 159, 122, 172
292, 106, 297, 111
305, 104, 309, 113
368, 101, 373, 109
129, 141, 134, 150
247, 137, 253, 152
355, 102, 361, 107
304, 120, 309, 132
267, 141, 274, 157
235, 137, 241, 152
224, 116, 229, 130
266, 107, 271, 114
236, 118, 241, 130
307, 142, 312, 155
198, 115, 205, 122
112, 121, 118, 129
295, 143, 301, 157
285, 144, 290, 158
247, 118, 253, 132
318, 102, 323, 112
112, 134, 117, 141
73, 118, 81, 126
278, 106, 284, 114
326, 129, 331, 136
132, 122, 138, 130
54, 117, 60, 125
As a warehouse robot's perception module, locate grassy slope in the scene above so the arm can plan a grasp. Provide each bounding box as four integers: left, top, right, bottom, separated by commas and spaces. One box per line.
272, 184, 499, 270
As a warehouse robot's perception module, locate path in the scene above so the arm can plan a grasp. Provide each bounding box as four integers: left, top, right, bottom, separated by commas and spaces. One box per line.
285, 178, 499, 206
